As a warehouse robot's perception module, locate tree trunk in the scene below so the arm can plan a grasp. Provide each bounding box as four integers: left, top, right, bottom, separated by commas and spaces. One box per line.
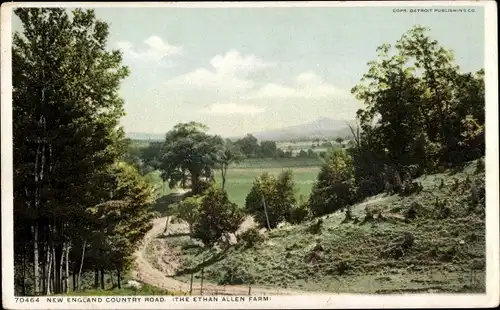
42, 244, 47, 295
72, 266, 76, 292
64, 244, 69, 293
117, 270, 121, 289
94, 267, 99, 289
77, 239, 86, 290
100, 267, 105, 290
221, 165, 227, 190
46, 246, 52, 295
191, 170, 201, 194
51, 246, 56, 294
56, 244, 63, 294
261, 195, 271, 230
33, 222, 40, 295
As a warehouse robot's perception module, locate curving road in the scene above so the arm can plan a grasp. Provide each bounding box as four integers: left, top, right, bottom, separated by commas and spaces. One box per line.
132, 216, 326, 296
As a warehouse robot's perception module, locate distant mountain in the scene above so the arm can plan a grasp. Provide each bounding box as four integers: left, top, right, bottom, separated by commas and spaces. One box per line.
125, 132, 164, 141
252, 117, 356, 141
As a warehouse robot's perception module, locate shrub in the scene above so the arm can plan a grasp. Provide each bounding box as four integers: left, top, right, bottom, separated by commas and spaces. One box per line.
308, 149, 357, 217
169, 196, 202, 235
192, 185, 245, 246
245, 171, 297, 229
404, 202, 422, 222
286, 196, 311, 224
475, 158, 485, 174
239, 228, 264, 248
306, 218, 323, 234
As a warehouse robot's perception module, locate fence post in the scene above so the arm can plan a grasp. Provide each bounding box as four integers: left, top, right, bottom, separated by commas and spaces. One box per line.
189, 273, 193, 295
200, 268, 204, 296
248, 284, 251, 295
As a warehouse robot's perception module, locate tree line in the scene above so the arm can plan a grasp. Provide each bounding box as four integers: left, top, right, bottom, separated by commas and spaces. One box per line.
146, 25, 485, 245
13, 8, 155, 295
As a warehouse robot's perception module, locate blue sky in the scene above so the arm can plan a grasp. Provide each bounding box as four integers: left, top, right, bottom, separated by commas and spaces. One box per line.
12, 5, 485, 137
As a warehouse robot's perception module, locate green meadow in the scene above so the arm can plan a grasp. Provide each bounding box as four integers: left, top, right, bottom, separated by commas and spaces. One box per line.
216, 166, 320, 207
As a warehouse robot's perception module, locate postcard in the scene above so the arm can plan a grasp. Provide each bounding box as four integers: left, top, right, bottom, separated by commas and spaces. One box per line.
1, 1, 498, 309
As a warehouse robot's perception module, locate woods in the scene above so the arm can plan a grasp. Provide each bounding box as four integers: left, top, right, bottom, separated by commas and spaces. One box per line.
13, 8, 154, 295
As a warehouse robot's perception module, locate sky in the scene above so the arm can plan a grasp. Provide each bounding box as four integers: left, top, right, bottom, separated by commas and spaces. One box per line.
12, 5, 485, 137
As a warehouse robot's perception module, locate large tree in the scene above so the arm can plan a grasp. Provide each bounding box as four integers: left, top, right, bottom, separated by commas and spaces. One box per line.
159, 122, 224, 194
235, 134, 260, 158
349, 25, 484, 199
12, 8, 148, 295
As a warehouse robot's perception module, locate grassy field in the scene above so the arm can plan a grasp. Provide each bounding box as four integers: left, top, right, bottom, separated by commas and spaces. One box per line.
160, 159, 486, 293
229, 157, 323, 168
216, 166, 319, 207
150, 158, 322, 214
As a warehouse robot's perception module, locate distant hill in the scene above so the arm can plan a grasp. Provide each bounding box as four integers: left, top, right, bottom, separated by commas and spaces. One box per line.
127, 117, 357, 142
125, 132, 164, 141
252, 117, 356, 141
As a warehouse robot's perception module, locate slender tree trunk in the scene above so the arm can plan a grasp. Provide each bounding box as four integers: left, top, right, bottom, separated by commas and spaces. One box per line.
100, 267, 104, 290
77, 239, 86, 290
64, 245, 69, 293
221, 165, 227, 190
46, 246, 52, 295
58, 244, 64, 294
94, 267, 99, 289
51, 246, 56, 294
72, 265, 76, 291
117, 270, 121, 289
261, 195, 271, 230
33, 222, 39, 295
41, 243, 46, 295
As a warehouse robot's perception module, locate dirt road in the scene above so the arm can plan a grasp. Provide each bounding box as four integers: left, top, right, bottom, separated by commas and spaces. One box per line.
132, 216, 324, 296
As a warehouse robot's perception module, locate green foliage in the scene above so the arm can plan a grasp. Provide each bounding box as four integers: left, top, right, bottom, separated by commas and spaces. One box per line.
244, 170, 297, 229
234, 134, 260, 158
308, 149, 357, 217
170, 196, 202, 235
259, 140, 278, 158
11, 8, 166, 296
349, 25, 485, 202
192, 185, 245, 247
158, 122, 224, 194
287, 196, 311, 224
239, 228, 265, 248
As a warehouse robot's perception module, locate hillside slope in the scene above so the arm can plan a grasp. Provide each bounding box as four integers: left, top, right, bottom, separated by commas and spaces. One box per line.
156, 159, 486, 294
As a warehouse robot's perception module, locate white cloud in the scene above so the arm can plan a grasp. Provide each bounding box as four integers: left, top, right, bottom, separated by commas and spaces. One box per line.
249, 72, 348, 99
210, 50, 273, 76
117, 36, 182, 63
200, 103, 265, 115
165, 50, 273, 91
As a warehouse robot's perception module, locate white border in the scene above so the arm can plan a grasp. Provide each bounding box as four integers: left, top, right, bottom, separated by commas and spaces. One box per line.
1, 1, 498, 309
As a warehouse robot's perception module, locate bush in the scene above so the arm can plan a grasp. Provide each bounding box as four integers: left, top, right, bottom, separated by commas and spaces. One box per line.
239, 228, 264, 248
245, 171, 297, 229
308, 149, 357, 217
192, 185, 245, 246
306, 218, 323, 234
286, 197, 310, 224
475, 158, 485, 173
404, 202, 423, 222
